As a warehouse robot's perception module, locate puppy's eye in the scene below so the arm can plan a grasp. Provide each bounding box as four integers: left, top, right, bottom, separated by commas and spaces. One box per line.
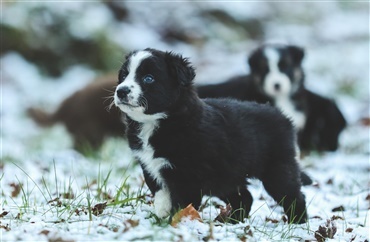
118, 69, 128, 84
143, 75, 155, 84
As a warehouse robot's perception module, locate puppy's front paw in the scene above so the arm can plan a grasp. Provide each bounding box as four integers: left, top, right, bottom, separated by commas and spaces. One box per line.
154, 188, 171, 218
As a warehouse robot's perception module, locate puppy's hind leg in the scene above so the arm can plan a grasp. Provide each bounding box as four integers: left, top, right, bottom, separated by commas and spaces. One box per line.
262, 162, 307, 224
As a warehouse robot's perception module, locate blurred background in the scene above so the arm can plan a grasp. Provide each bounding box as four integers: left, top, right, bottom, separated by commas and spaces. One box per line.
1, 1, 369, 156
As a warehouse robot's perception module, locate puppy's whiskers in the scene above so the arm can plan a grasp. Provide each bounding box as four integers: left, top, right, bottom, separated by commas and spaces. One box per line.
103, 94, 116, 111
139, 96, 149, 111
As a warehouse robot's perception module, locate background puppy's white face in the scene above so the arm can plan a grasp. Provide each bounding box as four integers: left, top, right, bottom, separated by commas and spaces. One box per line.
249, 45, 304, 101
263, 47, 292, 99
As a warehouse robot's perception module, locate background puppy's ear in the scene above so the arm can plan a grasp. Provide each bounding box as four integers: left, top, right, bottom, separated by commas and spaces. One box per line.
248, 49, 259, 72
165, 52, 196, 87
287, 45, 305, 64
248, 47, 266, 74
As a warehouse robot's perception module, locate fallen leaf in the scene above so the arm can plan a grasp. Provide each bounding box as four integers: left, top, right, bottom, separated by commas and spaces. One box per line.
62, 192, 75, 199
39, 230, 50, 235
9, 183, 22, 198
171, 204, 201, 227
0, 211, 9, 218
244, 225, 253, 237
331, 215, 344, 220
0, 223, 11, 231
214, 204, 232, 223
346, 228, 354, 233
312, 215, 323, 219
332, 205, 345, 212
92, 202, 107, 216
123, 219, 139, 232
48, 197, 62, 207
314, 219, 337, 242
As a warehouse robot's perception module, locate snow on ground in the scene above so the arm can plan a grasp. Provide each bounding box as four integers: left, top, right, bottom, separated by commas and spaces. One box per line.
1, 1, 369, 241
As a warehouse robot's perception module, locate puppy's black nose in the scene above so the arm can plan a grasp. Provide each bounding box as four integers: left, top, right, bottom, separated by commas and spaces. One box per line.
274, 83, 281, 91
117, 86, 131, 100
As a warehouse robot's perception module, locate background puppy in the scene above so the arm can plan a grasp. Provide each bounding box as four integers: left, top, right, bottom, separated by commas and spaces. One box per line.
114, 48, 308, 224
28, 74, 124, 153
197, 44, 346, 153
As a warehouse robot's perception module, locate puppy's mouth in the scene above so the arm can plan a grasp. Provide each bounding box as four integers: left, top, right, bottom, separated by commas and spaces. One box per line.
116, 100, 140, 108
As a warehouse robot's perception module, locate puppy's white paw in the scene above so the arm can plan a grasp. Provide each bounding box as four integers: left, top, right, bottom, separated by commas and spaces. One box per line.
154, 188, 171, 218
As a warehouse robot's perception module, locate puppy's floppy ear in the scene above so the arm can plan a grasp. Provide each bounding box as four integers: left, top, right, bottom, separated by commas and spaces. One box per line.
165, 51, 196, 87
248, 48, 262, 73
287, 45, 305, 64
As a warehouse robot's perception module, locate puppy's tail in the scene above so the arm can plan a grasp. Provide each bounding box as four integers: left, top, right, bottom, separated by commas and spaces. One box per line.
27, 107, 56, 127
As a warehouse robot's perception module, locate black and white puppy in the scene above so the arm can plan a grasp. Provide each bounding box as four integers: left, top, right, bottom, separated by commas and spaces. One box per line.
114, 48, 307, 223
197, 44, 346, 152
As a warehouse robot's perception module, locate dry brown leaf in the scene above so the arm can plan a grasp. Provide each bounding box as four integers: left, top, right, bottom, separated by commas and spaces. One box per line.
9, 183, 22, 198
48, 197, 62, 207
0, 223, 11, 231
0, 211, 9, 218
123, 219, 139, 232
171, 204, 201, 227
39, 229, 50, 235
331, 215, 344, 220
214, 204, 233, 223
332, 205, 345, 212
62, 192, 75, 199
314, 219, 337, 242
92, 202, 107, 216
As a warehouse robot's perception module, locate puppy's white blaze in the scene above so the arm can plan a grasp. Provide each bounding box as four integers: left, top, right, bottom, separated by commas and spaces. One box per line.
264, 47, 280, 72
115, 51, 152, 108
263, 47, 291, 98
154, 188, 172, 218
276, 97, 306, 130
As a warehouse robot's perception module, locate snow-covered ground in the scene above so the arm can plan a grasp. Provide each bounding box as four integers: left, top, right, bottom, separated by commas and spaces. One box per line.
1, 2, 369, 241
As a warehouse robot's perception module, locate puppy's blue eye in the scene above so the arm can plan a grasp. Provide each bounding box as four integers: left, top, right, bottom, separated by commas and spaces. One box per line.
143, 75, 154, 84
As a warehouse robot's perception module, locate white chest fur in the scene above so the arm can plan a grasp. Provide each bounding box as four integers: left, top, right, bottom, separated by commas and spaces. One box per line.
132, 120, 172, 187
275, 97, 306, 131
